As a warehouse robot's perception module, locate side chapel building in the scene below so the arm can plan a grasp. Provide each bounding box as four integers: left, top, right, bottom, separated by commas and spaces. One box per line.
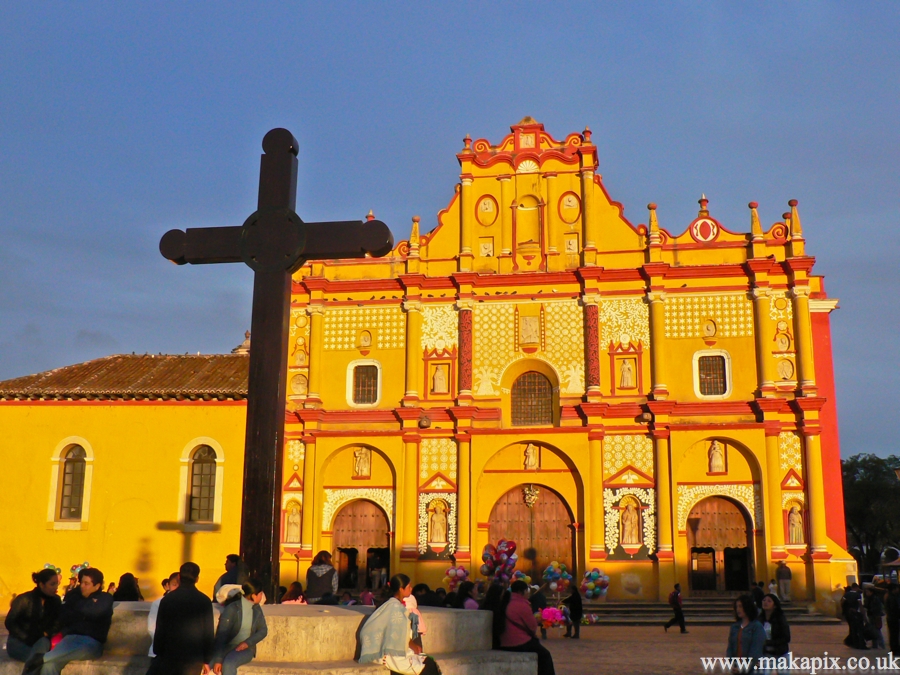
0, 119, 855, 607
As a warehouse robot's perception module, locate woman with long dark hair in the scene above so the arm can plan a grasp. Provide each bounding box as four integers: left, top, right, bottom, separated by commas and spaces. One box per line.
452, 581, 478, 610
358, 573, 441, 675
726, 594, 765, 670
112, 573, 143, 601
281, 582, 307, 605
760, 593, 791, 659
479, 583, 506, 649
499, 580, 555, 675
210, 579, 268, 675
4, 569, 61, 662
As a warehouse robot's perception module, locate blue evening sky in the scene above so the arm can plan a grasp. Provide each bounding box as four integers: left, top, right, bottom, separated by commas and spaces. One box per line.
0, 3, 897, 457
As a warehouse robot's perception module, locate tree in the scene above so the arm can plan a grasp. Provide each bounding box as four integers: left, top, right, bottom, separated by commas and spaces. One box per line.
842, 454, 900, 572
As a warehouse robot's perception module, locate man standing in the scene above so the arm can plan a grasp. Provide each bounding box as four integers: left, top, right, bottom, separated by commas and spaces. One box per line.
147, 572, 180, 659
149, 562, 214, 675
664, 583, 688, 634
776, 562, 792, 602
885, 584, 900, 654
26, 568, 114, 675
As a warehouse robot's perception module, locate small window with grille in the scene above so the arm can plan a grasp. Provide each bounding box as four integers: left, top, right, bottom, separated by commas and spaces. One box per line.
353, 365, 379, 405
697, 355, 728, 396
511, 371, 554, 426
189, 445, 217, 523
59, 446, 86, 520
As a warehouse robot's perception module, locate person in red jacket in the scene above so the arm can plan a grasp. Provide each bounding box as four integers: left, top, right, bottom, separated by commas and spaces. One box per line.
498, 580, 555, 675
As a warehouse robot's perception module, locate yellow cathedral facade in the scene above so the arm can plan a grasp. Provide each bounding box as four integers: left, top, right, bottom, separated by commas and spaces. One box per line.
0, 119, 855, 609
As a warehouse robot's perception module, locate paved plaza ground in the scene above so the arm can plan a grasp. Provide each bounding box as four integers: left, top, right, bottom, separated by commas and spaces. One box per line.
544, 623, 884, 674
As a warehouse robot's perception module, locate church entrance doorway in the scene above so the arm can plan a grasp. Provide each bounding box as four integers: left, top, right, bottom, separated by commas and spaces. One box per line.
332, 499, 390, 592
489, 484, 575, 580
686, 496, 753, 593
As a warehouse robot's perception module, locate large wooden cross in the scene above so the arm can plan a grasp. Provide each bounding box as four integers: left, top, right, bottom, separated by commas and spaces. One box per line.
159, 128, 393, 594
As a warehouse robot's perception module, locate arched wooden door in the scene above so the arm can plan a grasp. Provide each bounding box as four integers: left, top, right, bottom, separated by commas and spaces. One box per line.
489, 485, 574, 578
332, 500, 390, 591
686, 496, 753, 593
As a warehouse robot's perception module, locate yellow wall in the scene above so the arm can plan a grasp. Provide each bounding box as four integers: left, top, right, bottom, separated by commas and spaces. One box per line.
0, 401, 245, 607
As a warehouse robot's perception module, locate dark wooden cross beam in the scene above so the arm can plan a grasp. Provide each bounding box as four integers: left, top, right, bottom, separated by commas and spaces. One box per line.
159, 128, 393, 595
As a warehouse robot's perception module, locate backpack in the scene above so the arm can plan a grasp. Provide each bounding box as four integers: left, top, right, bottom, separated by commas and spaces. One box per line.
668, 591, 679, 607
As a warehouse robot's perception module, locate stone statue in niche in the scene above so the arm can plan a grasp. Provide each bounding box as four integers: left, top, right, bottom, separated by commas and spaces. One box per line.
524, 443, 539, 471
293, 337, 307, 366
429, 499, 449, 544
776, 333, 791, 352
480, 241, 494, 257
620, 498, 642, 546
565, 237, 578, 253
708, 440, 726, 473
619, 359, 636, 389
520, 316, 540, 345
353, 446, 371, 478
286, 503, 301, 543
788, 505, 804, 544
703, 320, 717, 338
431, 365, 448, 394
359, 331, 372, 348
290, 374, 308, 396
778, 359, 795, 381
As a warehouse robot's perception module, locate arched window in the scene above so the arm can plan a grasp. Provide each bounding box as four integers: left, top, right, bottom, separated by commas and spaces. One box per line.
511, 371, 553, 426
59, 446, 86, 520
189, 445, 217, 523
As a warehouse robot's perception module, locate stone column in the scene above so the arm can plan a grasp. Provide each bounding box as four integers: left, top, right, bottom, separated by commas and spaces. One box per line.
457, 435, 471, 562
403, 300, 422, 405
791, 286, 817, 394
588, 433, 606, 564
545, 173, 559, 270
460, 177, 474, 271
301, 437, 317, 558
764, 427, 786, 558
401, 435, 420, 564
647, 292, 669, 399
583, 296, 601, 399
803, 431, 829, 555
499, 175, 512, 255
457, 304, 473, 400
654, 430, 676, 598
305, 304, 324, 408
752, 287, 777, 396
581, 167, 598, 261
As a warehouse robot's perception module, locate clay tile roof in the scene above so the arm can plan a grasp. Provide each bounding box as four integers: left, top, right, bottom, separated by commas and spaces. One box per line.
0, 354, 248, 400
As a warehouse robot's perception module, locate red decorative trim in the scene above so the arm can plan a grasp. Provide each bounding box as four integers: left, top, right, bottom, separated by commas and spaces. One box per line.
780, 468, 804, 491
589, 550, 609, 561
584, 303, 600, 390
483, 468, 572, 474
670, 402, 757, 416
322, 485, 394, 490
810, 550, 833, 561
608, 341, 644, 397
604, 464, 655, 488
458, 309, 473, 393
0, 398, 246, 406
678, 480, 756, 486
770, 550, 789, 561
655, 550, 675, 561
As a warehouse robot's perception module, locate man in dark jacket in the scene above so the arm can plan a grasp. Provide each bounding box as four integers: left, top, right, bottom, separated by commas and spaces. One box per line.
886, 584, 900, 654
26, 567, 114, 675
149, 562, 214, 675
664, 583, 688, 633
4, 568, 61, 662
563, 586, 583, 639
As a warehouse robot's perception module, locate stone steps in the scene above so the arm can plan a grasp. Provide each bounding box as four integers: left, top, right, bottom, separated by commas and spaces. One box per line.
0, 652, 535, 675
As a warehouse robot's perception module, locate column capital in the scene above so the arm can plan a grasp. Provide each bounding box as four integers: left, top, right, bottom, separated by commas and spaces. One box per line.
790, 286, 811, 299
455, 299, 474, 311
306, 304, 325, 316
402, 300, 422, 313
581, 293, 602, 306
647, 291, 667, 303
497, 174, 511, 182
751, 286, 772, 300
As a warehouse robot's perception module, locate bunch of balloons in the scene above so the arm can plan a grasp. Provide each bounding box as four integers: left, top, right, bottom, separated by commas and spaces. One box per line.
542, 560, 573, 592
441, 566, 469, 592
480, 539, 519, 583
512, 570, 532, 585
69, 561, 90, 578
43, 563, 61, 576
580, 568, 610, 600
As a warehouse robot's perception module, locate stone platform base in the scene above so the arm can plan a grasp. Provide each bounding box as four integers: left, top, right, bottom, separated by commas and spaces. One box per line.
0, 651, 535, 675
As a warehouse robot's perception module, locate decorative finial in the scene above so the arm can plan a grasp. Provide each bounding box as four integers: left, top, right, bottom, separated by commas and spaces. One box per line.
583, 126, 592, 142
410, 215, 420, 253
698, 194, 709, 216
648, 203, 659, 231
366, 210, 375, 222
788, 199, 802, 234
647, 203, 661, 252
748, 202, 762, 241
463, 134, 472, 151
